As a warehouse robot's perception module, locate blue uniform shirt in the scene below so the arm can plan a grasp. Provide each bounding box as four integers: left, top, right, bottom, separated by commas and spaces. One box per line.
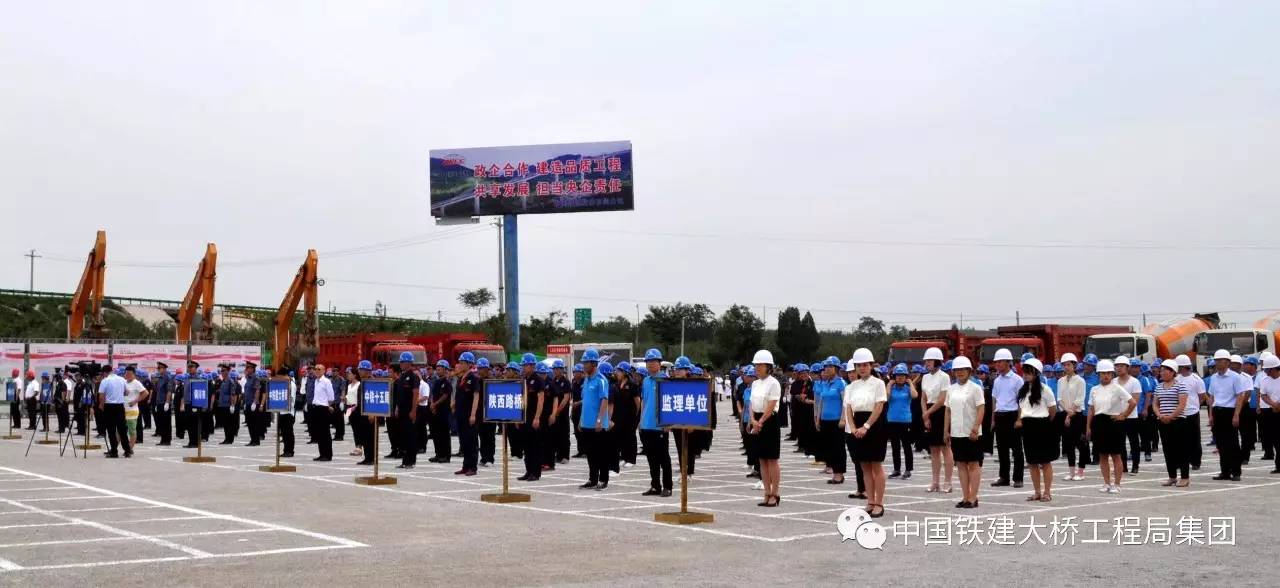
815, 377, 845, 421
886, 383, 912, 423
99, 374, 126, 404
742, 383, 752, 423
1082, 372, 1100, 416
579, 373, 611, 429
640, 372, 664, 431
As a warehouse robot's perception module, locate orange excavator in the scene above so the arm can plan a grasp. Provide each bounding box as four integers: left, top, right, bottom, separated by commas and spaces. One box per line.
67, 231, 110, 340
175, 243, 217, 343
272, 250, 319, 372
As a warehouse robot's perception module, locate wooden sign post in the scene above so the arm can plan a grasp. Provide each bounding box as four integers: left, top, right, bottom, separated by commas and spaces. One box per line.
260, 377, 296, 473
355, 378, 396, 486
654, 378, 714, 525
480, 379, 530, 504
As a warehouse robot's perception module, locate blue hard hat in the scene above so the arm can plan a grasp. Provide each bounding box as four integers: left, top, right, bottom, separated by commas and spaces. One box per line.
521, 353, 538, 365
911, 364, 926, 374
1082, 353, 1099, 365
458, 352, 476, 364
1051, 362, 1063, 373
229, 370, 239, 379
1244, 356, 1260, 366
581, 348, 601, 362
691, 366, 704, 376
892, 363, 908, 376
41, 371, 49, 378
288, 371, 295, 377
878, 365, 889, 375
358, 360, 373, 371
741, 366, 755, 377
476, 358, 491, 369
616, 361, 633, 373
810, 363, 823, 372
730, 368, 739, 376
942, 360, 954, 371
552, 359, 565, 370
794, 363, 809, 373
506, 361, 520, 370
977, 364, 990, 374
598, 362, 614, 375
176, 373, 187, 382
644, 348, 662, 361
436, 360, 451, 369
1020, 352, 1036, 362
398, 351, 415, 363
535, 363, 550, 374
673, 356, 693, 370
573, 363, 584, 373
822, 357, 840, 368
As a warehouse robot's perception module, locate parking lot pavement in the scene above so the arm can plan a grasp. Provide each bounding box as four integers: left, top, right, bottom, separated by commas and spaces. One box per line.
3, 405, 1279, 586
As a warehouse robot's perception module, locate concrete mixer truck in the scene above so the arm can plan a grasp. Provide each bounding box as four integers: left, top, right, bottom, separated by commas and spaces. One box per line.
1191, 311, 1280, 373
1083, 313, 1220, 366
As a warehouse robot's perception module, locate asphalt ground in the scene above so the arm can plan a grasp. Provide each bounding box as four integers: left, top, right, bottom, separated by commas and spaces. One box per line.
1, 402, 1278, 587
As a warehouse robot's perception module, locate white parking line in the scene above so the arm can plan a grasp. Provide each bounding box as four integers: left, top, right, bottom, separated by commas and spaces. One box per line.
0, 497, 212, 557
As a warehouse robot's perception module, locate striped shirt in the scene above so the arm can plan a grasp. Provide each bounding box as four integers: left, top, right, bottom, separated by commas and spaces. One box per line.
1154, 381, 1188, 417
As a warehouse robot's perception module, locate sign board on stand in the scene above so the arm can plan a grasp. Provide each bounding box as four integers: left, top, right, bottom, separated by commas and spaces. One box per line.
480, 379, 530, 503
260, 377, 296, 473
355, 379, 395, 485
654, 378, 715, 525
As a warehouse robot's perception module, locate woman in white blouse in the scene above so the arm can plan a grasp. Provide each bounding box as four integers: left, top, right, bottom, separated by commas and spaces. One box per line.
346, 374, 363, 457
944, 356, 985, 509
747, 350, 783, 507
1087, 360, 1136, 494
843, 348, 888, 518
1016, 359, 1058, 502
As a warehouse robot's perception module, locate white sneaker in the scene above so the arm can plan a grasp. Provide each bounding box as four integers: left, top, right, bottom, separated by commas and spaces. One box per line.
1061, 473, 1074, 481
1098, 485, 1111, 493
1073, 474, 1085, 481
753, 481, 765, 490
1109, 486, 1120, 494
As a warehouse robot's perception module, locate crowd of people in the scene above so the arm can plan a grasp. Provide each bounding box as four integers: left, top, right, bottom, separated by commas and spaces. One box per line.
8, 343, 1279, 520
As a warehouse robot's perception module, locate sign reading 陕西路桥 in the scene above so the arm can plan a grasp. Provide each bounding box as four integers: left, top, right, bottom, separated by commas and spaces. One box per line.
483, 380, 525, 423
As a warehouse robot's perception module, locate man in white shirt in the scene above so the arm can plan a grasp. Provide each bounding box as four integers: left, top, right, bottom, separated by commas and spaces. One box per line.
304, 364, 336, 461
23, 371, 41, 431
97, 366, 132, 458
1175, 355, 1205, 470
1258, 355, 1280, 473
1206, 351, 1247, 480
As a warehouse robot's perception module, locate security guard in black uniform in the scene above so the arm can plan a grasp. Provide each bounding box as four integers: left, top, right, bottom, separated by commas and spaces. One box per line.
243, 364, 262, 446
571, 364, 585, 457
453, 352, 481, 475
151, 362, 174, 445
518, 353, 546, 481
216, 365, 242, 444
427, 361, 453, 463
550, 360, 573, 464
475, 358, 497, 467
391, 353, 421, 469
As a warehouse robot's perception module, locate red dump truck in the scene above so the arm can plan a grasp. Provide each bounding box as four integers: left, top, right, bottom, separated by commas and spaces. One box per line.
313, 332, 505, 370
887, 328, 994, 365
979, 324, 1133, 363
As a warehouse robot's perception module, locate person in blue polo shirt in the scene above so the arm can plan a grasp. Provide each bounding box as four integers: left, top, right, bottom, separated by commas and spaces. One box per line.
639, 349, 672, 497
815, 358, 848, 485
578, 349, 612, 490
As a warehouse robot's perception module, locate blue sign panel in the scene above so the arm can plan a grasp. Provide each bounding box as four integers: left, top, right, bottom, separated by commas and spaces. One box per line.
40, 381, 52, 405
360, 379, 392, 417
656, 379, 712, 429
188, 379, 210, 410
266, 378, 291, 413
4, 381, 14, 402
483, 380, 525, 423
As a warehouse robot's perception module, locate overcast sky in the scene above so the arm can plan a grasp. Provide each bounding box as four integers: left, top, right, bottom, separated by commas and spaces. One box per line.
2, 1, 1278, 334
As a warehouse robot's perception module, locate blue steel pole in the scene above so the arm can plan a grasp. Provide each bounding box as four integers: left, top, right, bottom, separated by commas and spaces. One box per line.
502, 214, 519, 354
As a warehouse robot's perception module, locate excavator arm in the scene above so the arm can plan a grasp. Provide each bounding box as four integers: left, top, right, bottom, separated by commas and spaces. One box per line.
272, 250, 318, 372
176, 243, 217, 343
67, 231, 109, 340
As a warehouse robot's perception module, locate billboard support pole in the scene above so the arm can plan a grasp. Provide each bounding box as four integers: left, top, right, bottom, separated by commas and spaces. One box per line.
503, 214, 520, 353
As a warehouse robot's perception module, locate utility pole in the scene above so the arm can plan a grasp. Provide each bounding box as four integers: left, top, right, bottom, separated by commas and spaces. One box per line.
25, 249, 40, 293
1141, 313, 1147, 328
680, 316, 686, 358
493, 218, 504, 315
634, 303, 640, 350
1015, 310, 1020, 326
960, 313, 964, 330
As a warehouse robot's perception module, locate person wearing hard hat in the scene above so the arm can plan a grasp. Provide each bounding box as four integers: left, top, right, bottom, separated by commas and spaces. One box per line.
885, 364, 917, 481
843, 349, 887, 516
737, 365, 758, 479
1016, 358, 1058, 502
919, 348, 953, 493
577, 349, 611, 489
1114, 356, 1145, 475
639, 349, 673, 497
1153, 359, 1193, 486
475, 358, 497, 467
746, 350, 783, 507
425, 359, 453, 464
548, 359, 573, 465
1243, 356, 1271, 463
1057, 354, 1089, 481
516, 354, 548, 482
1174, 354, 1205, 470
1137, 360, 1159, 462
1206, 349, 1248, 481
452, 352, 481, 476
943, 356, 985, 508
570, 362, 585, 458
814, 358, 848, 485
23, 369, 39, 430
1235, 356, 1260, 465
6, 368, 20, 431
389, 354, 422, 469
669, 357, 700, 476
1086, 359, 1136, 494
504, 361, 525, 461
989, 348, 1025, 488
789, 363, 816, 458
1257, 355, 1280, 474
610, 361, 640, 469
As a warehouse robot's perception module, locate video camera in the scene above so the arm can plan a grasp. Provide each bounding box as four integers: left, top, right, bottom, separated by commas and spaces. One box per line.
71, 361, 103, 379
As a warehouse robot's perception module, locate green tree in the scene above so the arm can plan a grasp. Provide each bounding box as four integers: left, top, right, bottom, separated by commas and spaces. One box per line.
774, 306, 802, 366
643, 303, 714, 356
520, 310, 571, 351
798, 311, 821, 361
457, 288, 496, 321
855, 316, 886, 339
709, 305, 764, 368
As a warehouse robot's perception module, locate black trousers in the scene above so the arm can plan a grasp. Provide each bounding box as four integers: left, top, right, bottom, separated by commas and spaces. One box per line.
74, 404, 88, 435
1060, 412, 1088, 468
540, 421, 556, 469
845, 433, 866, 493
350, 408, 370, 451
478, 422, 496, 464
640, 429, 673, 491
102, 403, 130, 455
742, 421, 758, 469
8, 401, 19, 429
887, 421, 913, 473
1239, 408, 1257, 458
1123, 418, 1142, 470
175, 406, 187, 439
398, 413, 417, 466
457, 415, 478, 471
555, 412, 572, 461
413, 408, 430, 453
1142, 413, 1160, 453
153, 407, 171, 444
183, 410, 200, 447
429, 409, 451, 460
570, 405, 584, 456
1262, 408, 1276, 458
1188, 412, 1202, 468
55, 403, 70, 433
140, 402, 152, 430
522, 424, 541, 476
994, 411, 1024, 483
249, 409, 267, 443
331, 407, 345, 441
216, 406, 238, 442
673, 428, 697, 475
1210, 407, 1242, 477
981, 389, 995, 453
820, 420, 846, 474
24, 399, 38, 429
585, 429, 613, 484
278, 413, 295, 455
1159, 418, 1190, 480
615, 423, 637, 465
308, 406, 332, 459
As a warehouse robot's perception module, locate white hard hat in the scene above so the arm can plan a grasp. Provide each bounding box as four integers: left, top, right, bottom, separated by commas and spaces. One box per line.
1260, 351, 1277, 361
845, 359, 859, 372
1213, 349, 1231, 361
993, 348, 1013, 362
751, 350, 774, 366
1023, 358, 1044, 374
1161, 359, 1180, 372
1114, 355, 1130, 366
850, 348, 874, 365
1263, 355, 1280, 370
1175, 354, 1192, 367
951, 356, 973, 371
923, 347, 944, 362
1229, 354, 1243, 364
1096, 359, 1116, 373
1060, 353, 1079, 364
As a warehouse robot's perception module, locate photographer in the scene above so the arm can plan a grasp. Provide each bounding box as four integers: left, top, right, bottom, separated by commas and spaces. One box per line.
54, 368, 71, 434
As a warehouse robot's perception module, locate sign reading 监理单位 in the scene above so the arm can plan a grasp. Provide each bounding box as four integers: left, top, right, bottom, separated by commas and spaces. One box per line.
483, 380, 525, 423
656, 379, 713, 429
360, 379, 392, 418
429, 141, 633, 219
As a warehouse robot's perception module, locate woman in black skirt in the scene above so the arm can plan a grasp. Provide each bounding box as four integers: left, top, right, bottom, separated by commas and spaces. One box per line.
944, 356, 985, 509
1016, 359, 1059, 502
843, 348, 888, 518
1087, 360, 1137, 494
747, 350, 783, 507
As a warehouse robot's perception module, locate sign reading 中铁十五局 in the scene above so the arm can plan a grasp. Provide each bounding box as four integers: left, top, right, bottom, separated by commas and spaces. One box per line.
266, 379, 290, 413
655, 379, 713, 429
483, 380, 525, 423
574, 308, 592, 331
429, 141, 633, 219
361, 379, 392, 418
188, 379, 210, 410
